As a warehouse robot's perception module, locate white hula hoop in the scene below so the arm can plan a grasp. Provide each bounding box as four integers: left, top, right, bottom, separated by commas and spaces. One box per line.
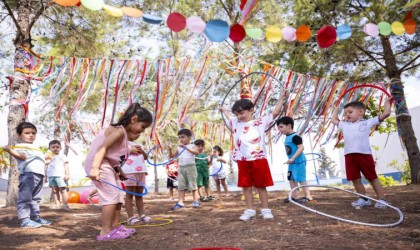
288, 185, 404, 227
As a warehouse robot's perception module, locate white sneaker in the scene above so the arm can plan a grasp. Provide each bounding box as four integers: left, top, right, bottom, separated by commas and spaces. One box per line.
61, 204, 70, 211
239, 209, 256, 221
140, 214, 153, 223
127, 216, 141, 225
260, 208, 274, 220
374, 199, 388, 209
351, 198, 372, 207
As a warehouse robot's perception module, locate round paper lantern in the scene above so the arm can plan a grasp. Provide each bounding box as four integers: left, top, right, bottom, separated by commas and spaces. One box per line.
142, 14, 163, 25
103, 5, 123, 17
282, 26, 296, 42
186, 16, 206, 33
336, 24, 352, 40
205, 20, 230, 42
317, 25, 336, 48
378, 22, 392, 36
167, 12, 186, 32
364, 23, 379, 37
404, 19, 416, 35
229, 24, 246, 43
53, 0, 80, 6
121, 7, 142, 18
68, 191, 80, 203
90, 195, 99, 204
80, 0, 104, 11
391, 22, 405, 35
296, 25, 311, 42
266, 26, 282, 43
246, 28, 263, 39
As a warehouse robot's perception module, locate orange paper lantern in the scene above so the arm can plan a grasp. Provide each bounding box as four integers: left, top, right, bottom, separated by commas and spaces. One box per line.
53, 0, 80, 6
404, 19, 417, 35
296, 25, 312, 42
68, 191, 81, 203
121, 7, 143, 18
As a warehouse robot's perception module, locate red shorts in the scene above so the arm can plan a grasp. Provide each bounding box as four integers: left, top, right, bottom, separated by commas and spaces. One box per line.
345, 153, 378, 181
237, 158, 274, 188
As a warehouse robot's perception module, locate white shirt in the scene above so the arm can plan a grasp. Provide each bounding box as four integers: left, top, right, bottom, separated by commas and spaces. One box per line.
15, 143, 45, 176
121, 142, 147, 174
178, 145, 196, 166
229, 114, 273, 161
46, 152, 68, 177
338, 116, 381, 155
210, 156, 226, 176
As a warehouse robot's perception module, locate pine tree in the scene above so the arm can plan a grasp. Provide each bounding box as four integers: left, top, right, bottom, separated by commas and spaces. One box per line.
317, 148, 337, 179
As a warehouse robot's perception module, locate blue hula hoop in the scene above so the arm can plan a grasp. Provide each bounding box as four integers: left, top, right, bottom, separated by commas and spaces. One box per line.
289, 152, 321, 164
210, 161, 223, 177
146, 146, 187, 166
99, 177, 149, 197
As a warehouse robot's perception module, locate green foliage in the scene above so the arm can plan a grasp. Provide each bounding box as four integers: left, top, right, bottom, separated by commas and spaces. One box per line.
387, 158, 411, 184
317, 147, 338, 178
378, 175, 398, 187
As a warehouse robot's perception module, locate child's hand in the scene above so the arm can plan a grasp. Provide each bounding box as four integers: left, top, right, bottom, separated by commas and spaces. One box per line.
2, 145, 10, 152
280, 89, 289, 98
386, 96, 394, 103
64, 175, 69, 181
219, 105, 227, 112
89, 168, 100, 181
119, 172, 127, 181
286, 158, 295, 164
167, 144, 173, 150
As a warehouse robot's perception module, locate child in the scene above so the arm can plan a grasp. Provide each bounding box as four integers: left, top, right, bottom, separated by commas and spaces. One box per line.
85, 103, 153, 241
332, 99, 392, 208
220, 90, 286, 221
276, 116, 313, 203
122, 141, 152, 225
209, 145, 229, 197
166, 161, 179, 200
46, 140, 70, 211
168, 129, 200, 210
2, 122, 52, 228
194, 139, 212, 202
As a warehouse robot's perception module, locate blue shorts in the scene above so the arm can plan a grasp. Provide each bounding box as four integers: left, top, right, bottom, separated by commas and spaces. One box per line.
288, 162, 306, 182
48, 176, 67, 187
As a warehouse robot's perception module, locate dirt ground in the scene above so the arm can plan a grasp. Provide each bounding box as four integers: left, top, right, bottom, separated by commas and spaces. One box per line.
0, 185, 419, 250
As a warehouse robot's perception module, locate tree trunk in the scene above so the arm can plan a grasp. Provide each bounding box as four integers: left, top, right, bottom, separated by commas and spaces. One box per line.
6, 3, 33, 207
381, 36, 420, 184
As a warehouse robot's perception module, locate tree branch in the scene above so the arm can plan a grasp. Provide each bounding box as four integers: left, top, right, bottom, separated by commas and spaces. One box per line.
399, 54, 420, 73
0, 0, 22, 34
401, 61, 420, 73
29, 0, 46, 31
218, 0, 232, 19
349, 38, 387, 70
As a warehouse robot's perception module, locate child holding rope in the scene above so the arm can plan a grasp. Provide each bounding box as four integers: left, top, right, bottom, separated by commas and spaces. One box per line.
122, 141, 152, 225
2, 122, 52, 228
168, 128, 200, 210
220, 89, 287, 221
210, 145, 230, 197
276, 116, 313, 203
194, 139, 212, 202
85, 103, 153, 241
332, 99, 392, 208
166, 161, 179, 200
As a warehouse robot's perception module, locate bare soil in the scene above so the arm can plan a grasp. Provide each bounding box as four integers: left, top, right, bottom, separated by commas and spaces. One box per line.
0, 185, 419, 250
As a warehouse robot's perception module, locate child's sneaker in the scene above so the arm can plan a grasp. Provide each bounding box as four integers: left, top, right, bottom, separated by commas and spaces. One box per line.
260, 208, 274, 220
61, 204, 70, 211
20, 220, 41, 228
208, 196, 215, 201
171, 203, 184, 211
374, 199, 388, 209
192, 201, 200, 208
200, 196, 208, 202
351, 198, 372, 207
239, 209, 256, 221
140, 214, 153, 223
127, 216, 141, 225
34, 218, 52, 225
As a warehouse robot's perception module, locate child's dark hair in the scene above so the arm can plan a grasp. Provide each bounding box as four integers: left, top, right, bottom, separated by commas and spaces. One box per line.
16, 122, 37, 135
276, 116, 294, 129
344, 101, 366, 111
194, 139, 205, 146
213, 145, 223, 156
178, 128, 192, 137
49, 140, 61, 147
231, 98, 254, 113
112, 103, 153, 126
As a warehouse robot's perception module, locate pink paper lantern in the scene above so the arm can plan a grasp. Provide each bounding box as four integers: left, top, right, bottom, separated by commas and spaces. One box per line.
186, 16, 206, 33
364, 23, 379, 37
282, 26, 296, 42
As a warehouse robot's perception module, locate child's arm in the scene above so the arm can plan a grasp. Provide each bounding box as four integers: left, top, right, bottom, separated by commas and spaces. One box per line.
132, 145, 148, 159
219, 106, 231, 120
217, 156, 227, 163
181, 144, 199, 155
2, 146, 26, 161
272, 89, 288, 117
331, 106, 340, 125
286, 144, 304, 164
379, 97, 392, 122
167, 144, 178, 158
64, 162, 69, 181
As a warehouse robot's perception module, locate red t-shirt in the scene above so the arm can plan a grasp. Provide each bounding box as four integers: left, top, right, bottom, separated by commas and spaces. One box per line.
165, 161, 179, 178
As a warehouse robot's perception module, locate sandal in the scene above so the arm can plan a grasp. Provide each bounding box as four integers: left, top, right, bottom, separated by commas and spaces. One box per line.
127, 216, 141, 225
298, 197, 317, 203
283, 197, 299, 203
140, 214, 153, 223
97, 228, 130, 241
116, 225, 136, 235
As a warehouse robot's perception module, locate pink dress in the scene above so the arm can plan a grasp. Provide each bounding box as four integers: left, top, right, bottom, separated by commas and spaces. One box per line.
85, 126, 129, 205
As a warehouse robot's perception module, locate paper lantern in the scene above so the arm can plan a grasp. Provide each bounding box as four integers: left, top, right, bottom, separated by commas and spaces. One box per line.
364, 23, 379, 37
80, 0, 104, 11
186, 16, 206, 33
378, 22, 392, 36
53, 0, 80, 6
336, 24, 352, 40
121, 7, 142, 18
142, 14, 163, 25
229, 24, 246, 43
68, 191, 80, 203
246, 28, 263, 39
266, 26, 282, 43
391, 22, 405, 35
317, 25, 336, 48
296, 25, 311, 42
282, 26, 296, 42
167, 12, 186, 32
205, 20, 230, 42
404, 19, 416, 35
103, 5, 123, 17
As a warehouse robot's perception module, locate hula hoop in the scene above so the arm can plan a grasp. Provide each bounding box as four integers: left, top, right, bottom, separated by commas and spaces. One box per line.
335, 84, 391, 106
119, 218, 173, 227
146, 146, 187, 166
67, 177, 91, 188
209, 161, 223, 177
290, 153, 321, 164
220, 71, 284, 133
73, 213, 100, 218
288, 185, 404, 227
98, 177, 149, 197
